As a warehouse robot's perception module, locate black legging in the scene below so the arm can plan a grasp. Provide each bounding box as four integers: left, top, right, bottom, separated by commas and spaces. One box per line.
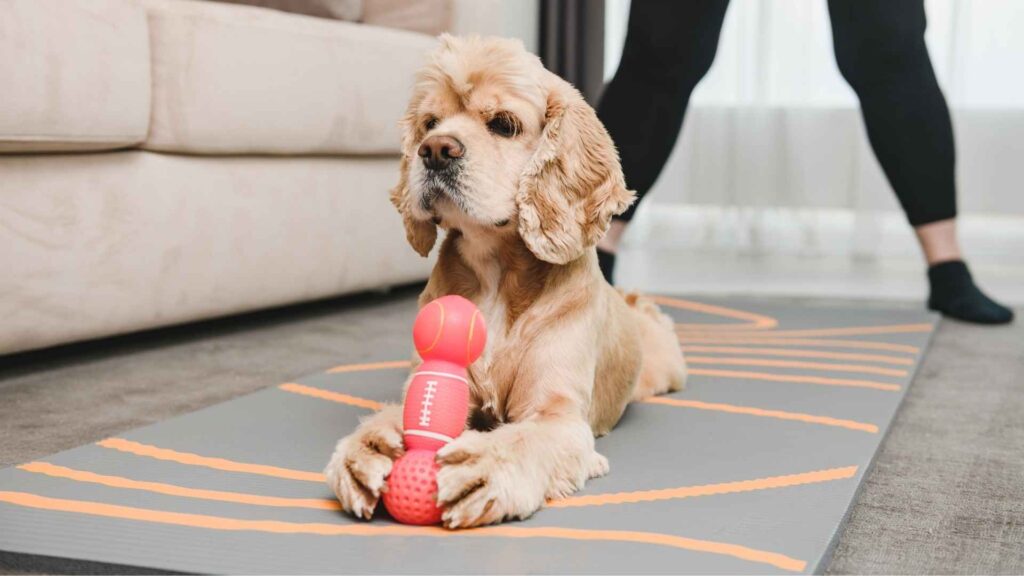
598, 0, 957, 227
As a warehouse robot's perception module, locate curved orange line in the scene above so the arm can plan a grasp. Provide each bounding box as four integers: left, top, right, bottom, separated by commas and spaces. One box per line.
288, 372, 882, 431
17, 462, 339, 511
19, 459, 865, 516
279, 382, 383, 411
649, 295, 778, 331
0, 491, 806, 572
326, 360, 411, 374
96, 438, 325, 483
677, 337, 920, 354
680, 346, 914, 365
680, 323, 932, 338
642, 396, 878, 433
684, 356, 908, 377
418, 301, 446, 356
466, 308, 480, 366
688, 368, 901, 392
549, 466, 858, 509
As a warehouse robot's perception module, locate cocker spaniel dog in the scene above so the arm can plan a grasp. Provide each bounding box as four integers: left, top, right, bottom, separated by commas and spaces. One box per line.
325, 35, 686, 529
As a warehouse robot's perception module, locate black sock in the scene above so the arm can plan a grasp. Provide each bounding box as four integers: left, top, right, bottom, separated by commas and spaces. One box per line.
927, 260, 1014, 324
597, 248, 616, 284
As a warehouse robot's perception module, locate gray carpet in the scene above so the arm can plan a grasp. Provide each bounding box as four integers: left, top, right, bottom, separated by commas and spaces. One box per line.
0, 286, 1021, 574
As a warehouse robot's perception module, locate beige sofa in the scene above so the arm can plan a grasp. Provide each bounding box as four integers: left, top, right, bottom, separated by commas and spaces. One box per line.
0, 0, 535, 355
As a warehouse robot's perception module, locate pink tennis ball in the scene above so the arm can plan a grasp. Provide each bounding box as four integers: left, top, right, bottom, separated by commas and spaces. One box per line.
382, 449, 441, 525
413, 295, 486, 366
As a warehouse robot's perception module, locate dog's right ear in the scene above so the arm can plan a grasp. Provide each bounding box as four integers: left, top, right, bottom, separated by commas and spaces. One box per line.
390, 105, 437, 257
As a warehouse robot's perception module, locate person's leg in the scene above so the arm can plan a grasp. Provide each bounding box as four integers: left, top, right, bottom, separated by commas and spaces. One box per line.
829, 0, 1012, 323
916, 219, 1012, 323
915, 218, 961, 265
596, 0, 731, 282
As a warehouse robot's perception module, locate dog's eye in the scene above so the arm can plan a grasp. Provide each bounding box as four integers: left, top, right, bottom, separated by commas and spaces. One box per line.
487, 113, 519, 138
423, 116, 439, 131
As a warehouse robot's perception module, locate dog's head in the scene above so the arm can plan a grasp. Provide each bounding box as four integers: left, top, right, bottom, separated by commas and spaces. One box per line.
391, 35, 634, 264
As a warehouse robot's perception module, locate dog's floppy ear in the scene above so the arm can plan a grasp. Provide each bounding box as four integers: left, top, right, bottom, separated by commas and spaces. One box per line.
516, 78, 635, 265
390, 105, 437, 257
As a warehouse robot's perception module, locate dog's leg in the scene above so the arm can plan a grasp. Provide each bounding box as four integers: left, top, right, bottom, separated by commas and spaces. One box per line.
324, 404, 404, 520
435, 415, 605, 528
626, 293, 687, 401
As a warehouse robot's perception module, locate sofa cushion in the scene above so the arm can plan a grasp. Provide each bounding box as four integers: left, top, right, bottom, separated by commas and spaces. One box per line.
0, 152, 432, 355
362, 0, 451, 36
208, 0, 452, 36
0, 0, 151, 153
140, 0, 437, 155
209, 0, 363, 22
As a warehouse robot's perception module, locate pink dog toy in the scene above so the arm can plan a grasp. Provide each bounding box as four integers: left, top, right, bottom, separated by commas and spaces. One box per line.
382, 295, 486, 525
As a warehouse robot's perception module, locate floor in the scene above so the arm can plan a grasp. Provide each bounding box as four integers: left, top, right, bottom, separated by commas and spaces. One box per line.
616, 247, 1024, 306
1, 285, 1022, 574
616, 209, 1024, 305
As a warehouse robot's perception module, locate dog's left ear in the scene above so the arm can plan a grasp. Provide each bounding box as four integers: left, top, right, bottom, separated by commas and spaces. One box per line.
390, 106, 437, 257
516, 77, 635, 265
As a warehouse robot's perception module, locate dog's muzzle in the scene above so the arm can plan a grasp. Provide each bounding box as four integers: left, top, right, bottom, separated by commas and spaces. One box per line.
418, 135, 464, 172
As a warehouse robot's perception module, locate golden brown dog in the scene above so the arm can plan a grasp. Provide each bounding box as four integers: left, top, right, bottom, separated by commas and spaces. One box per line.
325, 35, 686, 529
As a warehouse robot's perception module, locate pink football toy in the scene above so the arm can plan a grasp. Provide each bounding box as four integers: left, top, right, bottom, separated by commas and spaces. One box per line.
382, 295, 486, 525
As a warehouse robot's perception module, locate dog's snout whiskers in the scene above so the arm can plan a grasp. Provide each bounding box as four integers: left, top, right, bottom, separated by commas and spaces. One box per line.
419, 188, 439, 211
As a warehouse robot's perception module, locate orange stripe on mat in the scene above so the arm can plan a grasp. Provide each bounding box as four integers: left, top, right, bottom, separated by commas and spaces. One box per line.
279, 382, 383, 411
677, 337, 920, 354
685, 356, 908, 377
688, 368, 901, 392
550, 466, 858, 509
96, 438, 325, 483
280, 379, 878, 431
279, 379, 879, 432
648, 295, 779, 331
326, 360, 411, 374
680, 346, 914, 365
642, 397, 878, 433
0, 491, 806, 572
680, 323, 932, 338
17, 462, 339, 511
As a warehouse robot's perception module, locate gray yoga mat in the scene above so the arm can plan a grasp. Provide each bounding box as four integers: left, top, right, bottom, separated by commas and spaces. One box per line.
0, 296, 937, 574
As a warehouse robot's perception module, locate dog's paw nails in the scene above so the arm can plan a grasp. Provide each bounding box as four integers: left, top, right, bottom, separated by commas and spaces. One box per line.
324, 434, 397, 520
435, 466, 486, 508
588, 452, 610, 478
436, 451, 520, 529
362, 424, 405, 460
442, 490, 501, 529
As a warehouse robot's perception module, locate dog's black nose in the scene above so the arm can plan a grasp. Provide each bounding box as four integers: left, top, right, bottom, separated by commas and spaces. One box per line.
418, 135, 464, 171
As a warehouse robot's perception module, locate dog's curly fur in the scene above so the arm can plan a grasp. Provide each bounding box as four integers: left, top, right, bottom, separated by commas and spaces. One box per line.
325, 35, 687, 529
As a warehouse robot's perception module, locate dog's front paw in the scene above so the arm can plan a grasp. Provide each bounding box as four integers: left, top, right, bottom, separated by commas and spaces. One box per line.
588, 451, 610, 479
324, 419, 404, 520
434, 430, 541, 529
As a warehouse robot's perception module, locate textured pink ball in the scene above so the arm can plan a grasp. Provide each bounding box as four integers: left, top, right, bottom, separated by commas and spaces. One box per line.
383, 449, 442, 525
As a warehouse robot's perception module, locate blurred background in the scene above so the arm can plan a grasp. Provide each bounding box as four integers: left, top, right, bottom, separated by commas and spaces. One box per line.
1, 0, 1021, 356
583, 0, 1024, 301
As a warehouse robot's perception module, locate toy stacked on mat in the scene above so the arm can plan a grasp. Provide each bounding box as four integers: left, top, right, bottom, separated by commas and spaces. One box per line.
383, 295, 487, 525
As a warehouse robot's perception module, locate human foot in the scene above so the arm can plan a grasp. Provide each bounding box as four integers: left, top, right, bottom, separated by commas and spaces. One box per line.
927, 260, 1014, 324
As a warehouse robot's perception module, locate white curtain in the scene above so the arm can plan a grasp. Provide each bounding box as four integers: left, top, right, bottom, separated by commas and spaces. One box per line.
604, 0, 1024, 258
